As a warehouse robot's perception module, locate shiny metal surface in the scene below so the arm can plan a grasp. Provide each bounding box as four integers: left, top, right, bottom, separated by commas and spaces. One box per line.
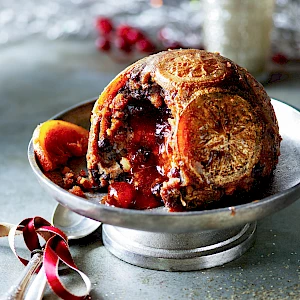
3, 250, 43, 300
102, 223, 257, 271
28, 98, 300, 233
51, 203, 101, 240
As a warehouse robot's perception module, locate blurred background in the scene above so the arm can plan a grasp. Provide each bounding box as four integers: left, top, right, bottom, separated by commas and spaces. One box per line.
0, 0, 299, 66
0, 1, 300, 299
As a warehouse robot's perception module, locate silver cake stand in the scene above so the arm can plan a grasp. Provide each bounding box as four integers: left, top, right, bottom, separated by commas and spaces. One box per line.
28, 99, 300, 271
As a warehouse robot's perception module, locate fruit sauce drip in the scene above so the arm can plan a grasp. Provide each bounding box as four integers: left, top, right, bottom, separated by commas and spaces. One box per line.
105, 100, 172, 209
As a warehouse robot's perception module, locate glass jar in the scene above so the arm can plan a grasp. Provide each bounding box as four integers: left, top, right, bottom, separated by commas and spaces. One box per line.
202, 0, 275, 81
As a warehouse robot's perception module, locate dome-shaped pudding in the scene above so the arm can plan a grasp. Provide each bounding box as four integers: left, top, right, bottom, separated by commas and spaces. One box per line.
87, 49, 281, 211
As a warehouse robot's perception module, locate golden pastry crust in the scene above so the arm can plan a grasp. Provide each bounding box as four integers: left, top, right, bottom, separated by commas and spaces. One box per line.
87, 49, 281, 210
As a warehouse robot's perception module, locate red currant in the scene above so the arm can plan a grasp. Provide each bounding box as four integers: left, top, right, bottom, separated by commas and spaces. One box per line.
126, 28, 144, 44
95, 17, 113, 36
136, 38, 156, 53
116, 24, 145, 44
95, 36, 111, 51
115, 36, 132, 53
116, 25, 131, 38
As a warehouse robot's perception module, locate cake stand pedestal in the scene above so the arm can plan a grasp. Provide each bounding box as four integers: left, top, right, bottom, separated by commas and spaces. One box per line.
102, 222, 256, 271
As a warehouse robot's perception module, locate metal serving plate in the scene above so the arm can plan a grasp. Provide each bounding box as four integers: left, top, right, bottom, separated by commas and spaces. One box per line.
28, 99, 300, 233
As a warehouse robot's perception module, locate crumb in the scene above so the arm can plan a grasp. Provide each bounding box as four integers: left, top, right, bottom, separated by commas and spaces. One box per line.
68, 185, 86, 198
61, 167, 93, 194
63, 172, 75, 189
76, 176, 93, 190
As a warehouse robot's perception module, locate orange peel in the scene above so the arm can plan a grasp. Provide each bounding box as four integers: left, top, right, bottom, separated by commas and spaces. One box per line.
33, 120, 89, 172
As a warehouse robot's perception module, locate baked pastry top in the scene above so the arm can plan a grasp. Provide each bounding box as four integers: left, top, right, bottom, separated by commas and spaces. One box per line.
87, 49, 281, 210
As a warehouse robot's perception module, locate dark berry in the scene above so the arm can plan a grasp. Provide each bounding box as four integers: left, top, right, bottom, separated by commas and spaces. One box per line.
151, 182, 162, 197
170, 168, 180, 178
137, 147, 151, 162
132, 147, 152, 164
98, 137, 112, 152
272, 53, 289, 65
91, 169, 100, 185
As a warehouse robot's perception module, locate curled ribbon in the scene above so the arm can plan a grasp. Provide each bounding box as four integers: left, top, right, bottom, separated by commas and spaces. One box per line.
8, 217, 91, 299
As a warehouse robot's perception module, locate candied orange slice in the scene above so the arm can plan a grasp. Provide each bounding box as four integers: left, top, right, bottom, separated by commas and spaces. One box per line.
33, 120, 89, 172
177, 93, 260, 188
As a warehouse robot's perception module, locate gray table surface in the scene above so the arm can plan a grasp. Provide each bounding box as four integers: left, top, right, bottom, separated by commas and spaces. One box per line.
0, 39, 299, 300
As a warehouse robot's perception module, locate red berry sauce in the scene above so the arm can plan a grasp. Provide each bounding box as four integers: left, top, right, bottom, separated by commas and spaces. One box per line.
105, 101, 172, 210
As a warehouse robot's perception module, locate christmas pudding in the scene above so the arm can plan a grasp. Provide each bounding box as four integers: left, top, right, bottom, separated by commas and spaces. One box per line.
87, 49, 281, 211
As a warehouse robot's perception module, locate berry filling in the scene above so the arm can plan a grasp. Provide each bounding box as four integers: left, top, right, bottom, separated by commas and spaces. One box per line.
103, 95, 172, 209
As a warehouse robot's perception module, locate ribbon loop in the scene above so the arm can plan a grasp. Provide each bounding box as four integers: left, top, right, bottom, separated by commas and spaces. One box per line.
9, 217, 91, 299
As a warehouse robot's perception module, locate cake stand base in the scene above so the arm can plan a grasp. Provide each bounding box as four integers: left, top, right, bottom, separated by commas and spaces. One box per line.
102, 222, 257, 271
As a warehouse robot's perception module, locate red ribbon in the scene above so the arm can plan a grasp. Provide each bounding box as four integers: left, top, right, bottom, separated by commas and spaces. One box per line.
8, 217, 91, 299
